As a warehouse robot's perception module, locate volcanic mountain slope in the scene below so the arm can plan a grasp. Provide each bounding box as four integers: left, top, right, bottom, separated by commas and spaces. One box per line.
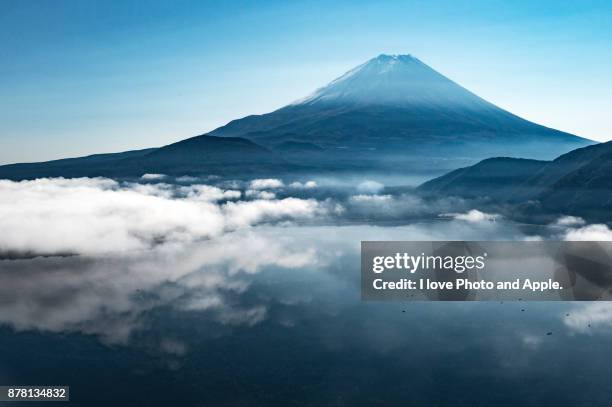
210, 54, 592, 170
0, 54, 594, 180
0, 136, 291, 180
418, 141, 612, 221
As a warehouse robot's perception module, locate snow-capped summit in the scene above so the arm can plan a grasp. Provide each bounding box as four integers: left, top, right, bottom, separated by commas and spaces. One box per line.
209, 54, 592, 169
296, 54, 488, 108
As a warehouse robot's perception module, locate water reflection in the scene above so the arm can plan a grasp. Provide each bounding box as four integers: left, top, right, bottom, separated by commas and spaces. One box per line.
0, 222, 610, 405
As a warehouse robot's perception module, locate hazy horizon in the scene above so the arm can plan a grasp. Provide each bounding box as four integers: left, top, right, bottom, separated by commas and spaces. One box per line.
1, 0, 611, 164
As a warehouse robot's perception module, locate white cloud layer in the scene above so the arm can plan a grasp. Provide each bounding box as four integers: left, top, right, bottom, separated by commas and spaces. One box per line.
441, 209, 500, 223
289, 181, 317, 189
141, 173, 167, 180
249, 178, 284, 190
245, 189, 276, 200
0, 178, 322, 255
554, 216, 586, 227
563, 224, 612, 241
350, 194, 393, 203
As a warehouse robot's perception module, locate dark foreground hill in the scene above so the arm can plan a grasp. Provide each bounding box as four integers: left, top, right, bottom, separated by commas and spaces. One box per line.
0, 136, 293, 180
418, 141, 612, 221
416, 157, 550, 201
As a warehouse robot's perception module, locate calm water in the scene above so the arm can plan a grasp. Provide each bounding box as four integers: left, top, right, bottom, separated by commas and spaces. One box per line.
0, 224, 610, 406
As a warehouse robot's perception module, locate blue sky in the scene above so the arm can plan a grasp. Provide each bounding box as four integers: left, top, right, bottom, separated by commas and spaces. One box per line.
1, 0, 611, 164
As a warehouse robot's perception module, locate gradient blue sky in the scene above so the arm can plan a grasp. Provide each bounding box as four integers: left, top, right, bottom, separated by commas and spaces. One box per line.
1, 0, 611, 164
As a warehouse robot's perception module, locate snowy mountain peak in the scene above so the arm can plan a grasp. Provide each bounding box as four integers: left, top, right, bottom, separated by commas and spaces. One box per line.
374, 53, 416, 61
294, 54, 486, 108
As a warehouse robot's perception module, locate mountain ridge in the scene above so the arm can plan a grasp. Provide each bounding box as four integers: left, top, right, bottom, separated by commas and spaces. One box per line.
418, 141, 612, 221
0, 136, 293, 180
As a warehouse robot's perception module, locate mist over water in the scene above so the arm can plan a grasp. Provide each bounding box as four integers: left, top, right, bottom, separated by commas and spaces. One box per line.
1, 174, 611, 406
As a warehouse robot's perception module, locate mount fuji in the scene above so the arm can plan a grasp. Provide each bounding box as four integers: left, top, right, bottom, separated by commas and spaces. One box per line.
210, 54, 592, 170
0, 54, 593, 180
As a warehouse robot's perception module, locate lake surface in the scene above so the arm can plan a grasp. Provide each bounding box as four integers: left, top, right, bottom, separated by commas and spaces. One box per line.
0, 223, 610, 406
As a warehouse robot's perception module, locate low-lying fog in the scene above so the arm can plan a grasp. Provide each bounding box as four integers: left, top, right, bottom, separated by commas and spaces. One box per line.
0, 174, 610, 339
1, 174, 612, 405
